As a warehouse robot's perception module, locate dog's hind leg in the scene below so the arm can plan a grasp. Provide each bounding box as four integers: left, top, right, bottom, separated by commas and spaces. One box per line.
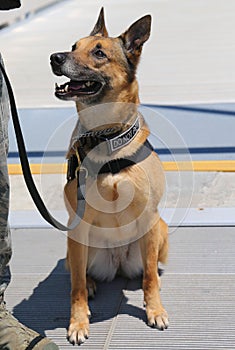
140, 216, 169, 330
65, 251, 70, 271
86, 275, 96, 299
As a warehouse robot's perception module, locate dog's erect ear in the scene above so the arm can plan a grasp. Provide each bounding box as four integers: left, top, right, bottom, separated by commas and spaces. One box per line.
119, 15, 151, 64
90, 7, 108, 37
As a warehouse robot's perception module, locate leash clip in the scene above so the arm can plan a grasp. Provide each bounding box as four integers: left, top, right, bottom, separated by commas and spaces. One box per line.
76, 166, 88, 180
75, 148, 88, 179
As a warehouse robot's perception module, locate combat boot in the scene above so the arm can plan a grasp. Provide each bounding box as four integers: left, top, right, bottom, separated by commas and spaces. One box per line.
0, 298, 59, 350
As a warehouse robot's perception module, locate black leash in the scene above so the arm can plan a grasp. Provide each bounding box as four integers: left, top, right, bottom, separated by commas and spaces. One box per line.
0, 61, 85, 231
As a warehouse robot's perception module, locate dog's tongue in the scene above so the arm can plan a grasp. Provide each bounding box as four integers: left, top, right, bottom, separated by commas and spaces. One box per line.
69, 81, 84, 91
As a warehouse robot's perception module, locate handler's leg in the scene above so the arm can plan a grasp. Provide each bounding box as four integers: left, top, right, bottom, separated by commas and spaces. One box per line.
0, 56, 59, 349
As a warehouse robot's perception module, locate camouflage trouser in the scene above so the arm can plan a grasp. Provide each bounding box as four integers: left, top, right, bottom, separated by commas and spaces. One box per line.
0, 54, 12, 297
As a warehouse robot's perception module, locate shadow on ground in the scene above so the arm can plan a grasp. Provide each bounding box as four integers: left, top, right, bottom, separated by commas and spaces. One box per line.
12, 258, 146, 336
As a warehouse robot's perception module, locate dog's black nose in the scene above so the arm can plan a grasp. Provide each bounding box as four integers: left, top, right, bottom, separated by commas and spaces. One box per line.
50, 53, 67, 65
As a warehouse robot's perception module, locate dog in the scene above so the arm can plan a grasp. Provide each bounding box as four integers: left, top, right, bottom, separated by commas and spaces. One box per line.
50, 8, 169, 345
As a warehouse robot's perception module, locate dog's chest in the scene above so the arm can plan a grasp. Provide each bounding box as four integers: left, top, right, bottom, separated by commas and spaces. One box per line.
86, 173, 145, 244
86, 172, 145, 219
87, 173, 132, 205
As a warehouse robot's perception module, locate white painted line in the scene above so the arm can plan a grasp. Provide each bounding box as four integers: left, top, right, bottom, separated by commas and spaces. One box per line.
161, 207, 235, 227
9, 210, 68, 229
9, 207, 235, 229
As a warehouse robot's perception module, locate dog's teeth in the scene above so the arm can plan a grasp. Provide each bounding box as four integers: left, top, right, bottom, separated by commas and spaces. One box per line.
55, 83, 59, 89
86, 81, 91, 87
82, 84, 86, 89
65, 84, 69, 92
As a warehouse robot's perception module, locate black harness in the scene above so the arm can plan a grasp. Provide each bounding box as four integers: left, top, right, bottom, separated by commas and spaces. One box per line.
67, 139, 154, 181
65, 122, 155, 235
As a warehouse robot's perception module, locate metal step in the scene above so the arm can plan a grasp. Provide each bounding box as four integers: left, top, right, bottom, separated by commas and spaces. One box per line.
4, 227, 235, 349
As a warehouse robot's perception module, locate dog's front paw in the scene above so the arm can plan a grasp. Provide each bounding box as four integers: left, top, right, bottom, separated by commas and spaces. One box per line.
67, 316, 90, 345
146, 307, 169, 330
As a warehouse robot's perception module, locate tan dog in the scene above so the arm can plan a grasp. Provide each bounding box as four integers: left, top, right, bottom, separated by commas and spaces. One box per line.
50, 8, 169, 345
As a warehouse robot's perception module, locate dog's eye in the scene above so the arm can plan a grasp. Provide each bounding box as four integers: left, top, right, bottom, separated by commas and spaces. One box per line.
94, 49, 107, 59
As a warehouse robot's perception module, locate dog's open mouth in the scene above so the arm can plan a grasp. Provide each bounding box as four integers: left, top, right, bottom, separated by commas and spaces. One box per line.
55, 80, 103, 99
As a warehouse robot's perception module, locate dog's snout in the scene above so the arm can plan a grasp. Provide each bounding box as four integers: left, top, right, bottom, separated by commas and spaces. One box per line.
50, 52, 67, 66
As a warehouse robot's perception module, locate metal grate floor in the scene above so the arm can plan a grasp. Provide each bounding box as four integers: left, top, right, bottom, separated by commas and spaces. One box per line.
5, 227, 235, 349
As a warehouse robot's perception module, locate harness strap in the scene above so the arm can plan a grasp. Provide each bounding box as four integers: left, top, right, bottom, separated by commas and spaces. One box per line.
0, 61, 84, 231
98, 139, 153, 175
67, 139, 154, 180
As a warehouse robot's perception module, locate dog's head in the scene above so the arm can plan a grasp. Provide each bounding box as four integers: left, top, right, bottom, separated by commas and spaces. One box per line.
50, 8, 151, 107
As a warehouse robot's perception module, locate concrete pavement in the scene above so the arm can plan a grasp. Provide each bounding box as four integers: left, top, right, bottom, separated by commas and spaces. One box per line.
1, 0, 235, 107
